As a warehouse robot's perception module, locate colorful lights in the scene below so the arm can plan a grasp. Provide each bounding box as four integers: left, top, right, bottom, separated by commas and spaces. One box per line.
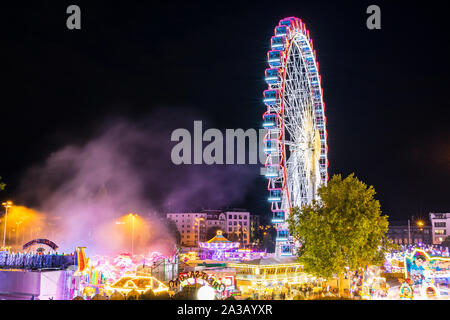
199, 230, 239, 260
106, 275, 169, 294
262, 17, 328, 257
404, 249, 450, 284
197, 285, 216, 300
170, 271, 226, 294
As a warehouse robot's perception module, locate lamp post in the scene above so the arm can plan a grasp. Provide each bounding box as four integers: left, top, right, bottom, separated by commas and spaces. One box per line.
2, 201, 13, 249
417, 220, 425, 244
408, 219, 411, 245
16, 221, 22, 246
129, 213, 137, 256
417, 220, 424, 229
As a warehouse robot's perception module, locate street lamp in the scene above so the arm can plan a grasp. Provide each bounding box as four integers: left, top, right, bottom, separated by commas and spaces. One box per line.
128, 213, 137, 256
2, 201, 13, 249
417, 220, 424, 230
416, 220, 425, 244
16, 221, 23, 246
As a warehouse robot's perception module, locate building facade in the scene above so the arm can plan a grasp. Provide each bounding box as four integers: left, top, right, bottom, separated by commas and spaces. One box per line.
387, 221, 433, 245
430, 213, 450, 244
166, 212, 207, 247
167, 209, 258, 247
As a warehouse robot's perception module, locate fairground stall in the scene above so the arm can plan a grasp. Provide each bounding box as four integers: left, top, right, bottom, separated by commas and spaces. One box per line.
229, 258, 320, 299
0, 239, 78, 300
404, 249, 450, 299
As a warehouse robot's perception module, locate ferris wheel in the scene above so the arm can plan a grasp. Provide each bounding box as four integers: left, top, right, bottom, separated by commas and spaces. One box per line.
262, 17, 328, 256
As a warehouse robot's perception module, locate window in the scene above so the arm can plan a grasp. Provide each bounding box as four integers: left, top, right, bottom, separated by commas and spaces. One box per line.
234, 215, 237, 219
229, 221, 232, 225
229, 227, 232, 232
228, 214, 232, 219
234, 221, 237, 225
244, 222, 247, 226
435, 222, 446, 228
435, 229, 446, 235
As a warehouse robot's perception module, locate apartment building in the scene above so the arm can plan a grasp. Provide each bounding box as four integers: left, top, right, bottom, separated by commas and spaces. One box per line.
167, 209, 257, 247
430, 213, 450, 244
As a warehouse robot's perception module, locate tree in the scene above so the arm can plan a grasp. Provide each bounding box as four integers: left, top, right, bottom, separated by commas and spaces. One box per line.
287, 174, 390, 295
228, 232, 239, 242
261, 226, 276, 252
166, 218, 181, 245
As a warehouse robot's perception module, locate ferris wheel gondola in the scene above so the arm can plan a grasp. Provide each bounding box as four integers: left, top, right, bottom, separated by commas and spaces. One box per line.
262, 17, 329, 256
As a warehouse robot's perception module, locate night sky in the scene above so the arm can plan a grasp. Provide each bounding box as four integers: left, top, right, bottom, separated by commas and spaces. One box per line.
2, 1, 449, 223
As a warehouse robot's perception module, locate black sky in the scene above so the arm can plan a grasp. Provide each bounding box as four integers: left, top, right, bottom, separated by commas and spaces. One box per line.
2, 1, 450, 222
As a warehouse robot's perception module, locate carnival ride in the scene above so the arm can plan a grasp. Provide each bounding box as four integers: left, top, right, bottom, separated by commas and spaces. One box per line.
70, 249, 179, 298
22, 238, 59, 254
0, 240, 75, 270
361, 265, 388, 300
199, 230, 266, 261
403, 249, 450, 299
262, 17, 328, 256
199, 230, 240, 260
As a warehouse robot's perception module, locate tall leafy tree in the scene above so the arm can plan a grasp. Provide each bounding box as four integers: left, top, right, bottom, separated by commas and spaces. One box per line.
166, 218, 181, 245
287, 174, 390, 291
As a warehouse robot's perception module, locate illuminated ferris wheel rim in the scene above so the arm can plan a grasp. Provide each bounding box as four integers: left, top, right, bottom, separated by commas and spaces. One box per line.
262, 17, 328, 255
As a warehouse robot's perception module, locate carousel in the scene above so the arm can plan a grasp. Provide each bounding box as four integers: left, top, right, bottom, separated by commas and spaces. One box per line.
199, 230, 239, 260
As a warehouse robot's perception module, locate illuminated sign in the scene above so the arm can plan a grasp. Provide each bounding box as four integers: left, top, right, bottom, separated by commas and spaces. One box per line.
22, 239, 59, 251
404, 249, 450, 285
169, 271, 226, 292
